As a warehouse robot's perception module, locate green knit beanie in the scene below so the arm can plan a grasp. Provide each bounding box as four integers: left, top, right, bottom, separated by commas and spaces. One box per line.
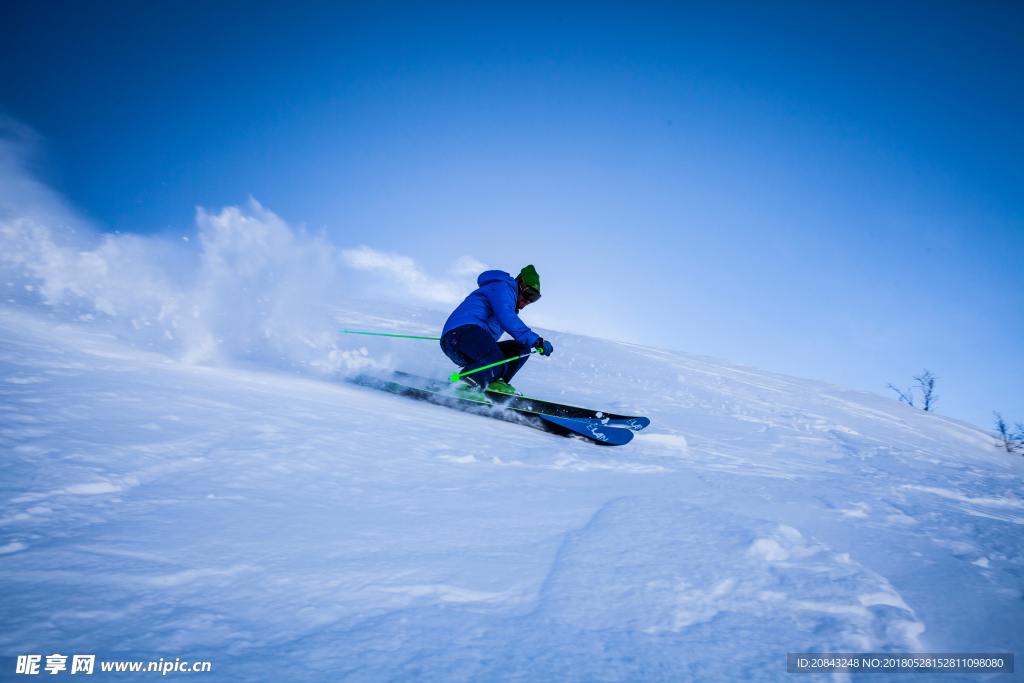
518, 265, 540, 292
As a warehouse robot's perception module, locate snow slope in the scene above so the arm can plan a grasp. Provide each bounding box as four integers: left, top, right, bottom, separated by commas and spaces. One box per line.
2, 300, 1022, 682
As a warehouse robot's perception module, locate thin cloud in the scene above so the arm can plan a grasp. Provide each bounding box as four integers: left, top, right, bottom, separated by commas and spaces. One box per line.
341, 245, 484, 304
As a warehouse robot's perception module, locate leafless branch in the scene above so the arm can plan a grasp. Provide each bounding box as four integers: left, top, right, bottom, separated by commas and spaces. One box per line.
887, 383, 914, 406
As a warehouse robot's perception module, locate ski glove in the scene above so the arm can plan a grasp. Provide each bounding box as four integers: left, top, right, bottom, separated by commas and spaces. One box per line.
534, 338, 554, 356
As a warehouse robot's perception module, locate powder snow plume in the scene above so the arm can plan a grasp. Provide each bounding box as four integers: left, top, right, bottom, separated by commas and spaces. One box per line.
0, 120, 481, 376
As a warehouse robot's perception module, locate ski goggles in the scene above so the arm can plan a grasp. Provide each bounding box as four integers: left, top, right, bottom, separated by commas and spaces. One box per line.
520, 285, 541, 303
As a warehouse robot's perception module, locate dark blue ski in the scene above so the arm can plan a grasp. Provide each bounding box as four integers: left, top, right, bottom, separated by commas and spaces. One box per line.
392, 371, 650, 431
348, 374, 634, 446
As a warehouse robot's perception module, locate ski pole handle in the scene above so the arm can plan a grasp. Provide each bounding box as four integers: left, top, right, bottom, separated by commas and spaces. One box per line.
448, 349, 539, 383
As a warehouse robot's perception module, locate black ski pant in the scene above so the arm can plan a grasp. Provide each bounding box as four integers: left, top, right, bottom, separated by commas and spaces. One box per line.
440, 324, 529, 387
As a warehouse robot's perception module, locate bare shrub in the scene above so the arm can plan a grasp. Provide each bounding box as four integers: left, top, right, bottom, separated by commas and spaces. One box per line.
993, 412, 1024, 455
887, 369, 938, 411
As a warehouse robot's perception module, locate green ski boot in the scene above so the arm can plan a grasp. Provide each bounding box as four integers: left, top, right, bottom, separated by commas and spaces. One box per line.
486, 379, 520, 395
453, 377, 487, 401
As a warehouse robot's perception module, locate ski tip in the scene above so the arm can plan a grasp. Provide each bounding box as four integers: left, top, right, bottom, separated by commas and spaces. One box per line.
538, 414, 634, 446
625, 417, 651, 431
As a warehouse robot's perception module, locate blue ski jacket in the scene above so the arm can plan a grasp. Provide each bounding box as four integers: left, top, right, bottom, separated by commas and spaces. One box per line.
442, 270, 541, 348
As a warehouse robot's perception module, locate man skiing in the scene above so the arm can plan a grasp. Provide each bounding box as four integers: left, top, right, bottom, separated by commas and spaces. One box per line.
440, 265, 554, 395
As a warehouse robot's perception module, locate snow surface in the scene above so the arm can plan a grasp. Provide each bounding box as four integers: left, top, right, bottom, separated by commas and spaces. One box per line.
1, 194, 1022, 681
2, 299, 1022, 682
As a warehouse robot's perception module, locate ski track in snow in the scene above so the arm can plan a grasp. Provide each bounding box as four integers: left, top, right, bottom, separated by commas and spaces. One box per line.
1, 305, 1022, 682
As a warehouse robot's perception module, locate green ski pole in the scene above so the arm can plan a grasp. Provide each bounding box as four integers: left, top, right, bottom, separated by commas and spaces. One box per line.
448, 349, 540, 383
341, 329, 441, 341
340, 328, 543, 384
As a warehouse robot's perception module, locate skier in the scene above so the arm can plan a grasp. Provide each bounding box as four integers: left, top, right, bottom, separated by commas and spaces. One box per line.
440, 265, 554, 394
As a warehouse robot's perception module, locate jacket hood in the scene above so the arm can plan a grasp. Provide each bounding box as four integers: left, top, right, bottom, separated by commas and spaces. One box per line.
476, 270, 513, 287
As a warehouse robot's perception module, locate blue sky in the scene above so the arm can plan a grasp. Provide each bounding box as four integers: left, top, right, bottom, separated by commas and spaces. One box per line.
1, 0, 1021, 427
